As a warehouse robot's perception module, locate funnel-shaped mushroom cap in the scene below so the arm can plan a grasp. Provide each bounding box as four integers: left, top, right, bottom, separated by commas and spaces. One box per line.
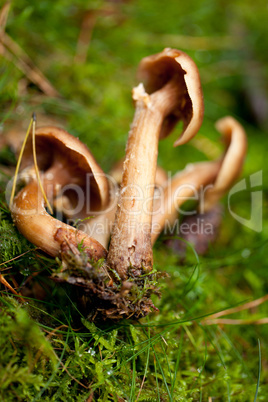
215, 116, 247, 188
138, 48, 204, 146
21, 126, 109, 213
11, 180, 107, 261
203, 116, 247, 210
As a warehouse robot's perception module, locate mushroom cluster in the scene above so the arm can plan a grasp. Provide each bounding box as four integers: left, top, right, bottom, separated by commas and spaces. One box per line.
9, 48, 247, 321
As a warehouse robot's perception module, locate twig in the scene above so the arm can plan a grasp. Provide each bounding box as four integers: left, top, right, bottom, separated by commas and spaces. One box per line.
0, 33, 60, 97
0, 266, 12, 272
74, 10, 98, 64
202, 294, 268, 326
9, 115, 34, 208
204, 318, 268, 326
29, 324, 88, 389
86, 392, 94, 402
0, 273, 26, 302
204, 294, 268, 320
57, 353, 89, 389
0, 248, 39, 268
31, 113, 53, 213
0, 2, 10, 38
0, 1, 10, 55
43, 324, 82, 335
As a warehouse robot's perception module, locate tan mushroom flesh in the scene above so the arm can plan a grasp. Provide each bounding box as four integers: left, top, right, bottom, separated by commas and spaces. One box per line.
203, 116, 247, 211
11, 126, 109, 261
151, 116, 247, 244
107, 48, 204, 279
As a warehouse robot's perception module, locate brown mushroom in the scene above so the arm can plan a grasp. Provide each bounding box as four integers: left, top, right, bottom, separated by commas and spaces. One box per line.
78, 186, 118, 248
107, 48, 204, 280
1, 115, 65, 154
11, 126, 109, 261
12, 180, 107, 261
79, 161, 169, 249
151, 160, 221, 244
203, 116, 247, 211
151, 116, 247, 248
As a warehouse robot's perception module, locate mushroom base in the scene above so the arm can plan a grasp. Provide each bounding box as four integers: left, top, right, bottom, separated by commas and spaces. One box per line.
52, 242, 166, 322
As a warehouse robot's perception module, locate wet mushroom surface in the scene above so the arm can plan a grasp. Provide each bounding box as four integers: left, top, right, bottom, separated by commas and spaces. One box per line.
107, 48, 204, 282
11, 126, 109, 262
8, 51, 248, 323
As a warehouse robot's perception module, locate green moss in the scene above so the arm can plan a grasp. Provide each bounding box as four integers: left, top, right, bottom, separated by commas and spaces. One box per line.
0, 218, 29, 263
0, 297, 56, 401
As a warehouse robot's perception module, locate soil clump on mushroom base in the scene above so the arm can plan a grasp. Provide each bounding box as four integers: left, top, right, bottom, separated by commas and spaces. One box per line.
52, 243, 166, 321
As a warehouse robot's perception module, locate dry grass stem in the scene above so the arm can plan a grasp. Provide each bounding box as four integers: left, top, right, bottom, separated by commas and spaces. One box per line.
203, 317, 268, 325
0, 2, 10, 39
203, 294, 268, 321
75, 10, 98, 64
0, 248, 38, 268
0, 33, 59, 97
0, 273, 25, 301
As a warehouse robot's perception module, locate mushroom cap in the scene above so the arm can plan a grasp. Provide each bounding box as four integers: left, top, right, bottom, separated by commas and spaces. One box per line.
21, 126, 109, 213
138, 48, 204, 146
151, 160, 221, 244
215, 116, 247, 190
151, 116, 247, 243
11, 180, 107, 261
203, 116, 247, 210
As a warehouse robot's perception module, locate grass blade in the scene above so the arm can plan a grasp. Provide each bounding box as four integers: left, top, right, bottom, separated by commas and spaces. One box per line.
254, 339, 261, 402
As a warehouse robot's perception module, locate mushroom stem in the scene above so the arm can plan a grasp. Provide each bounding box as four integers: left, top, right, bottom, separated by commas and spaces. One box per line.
107, 78, 191, 279
109, 158, 168, 189
86, 161, 168, 249
11, 180, 107, 261
11, 125, 111, 261
79, 191, 118, 248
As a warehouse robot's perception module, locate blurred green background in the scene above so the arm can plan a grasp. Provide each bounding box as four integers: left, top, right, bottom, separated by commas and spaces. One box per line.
1, 0, 268, 170
0, 0, 267, 400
